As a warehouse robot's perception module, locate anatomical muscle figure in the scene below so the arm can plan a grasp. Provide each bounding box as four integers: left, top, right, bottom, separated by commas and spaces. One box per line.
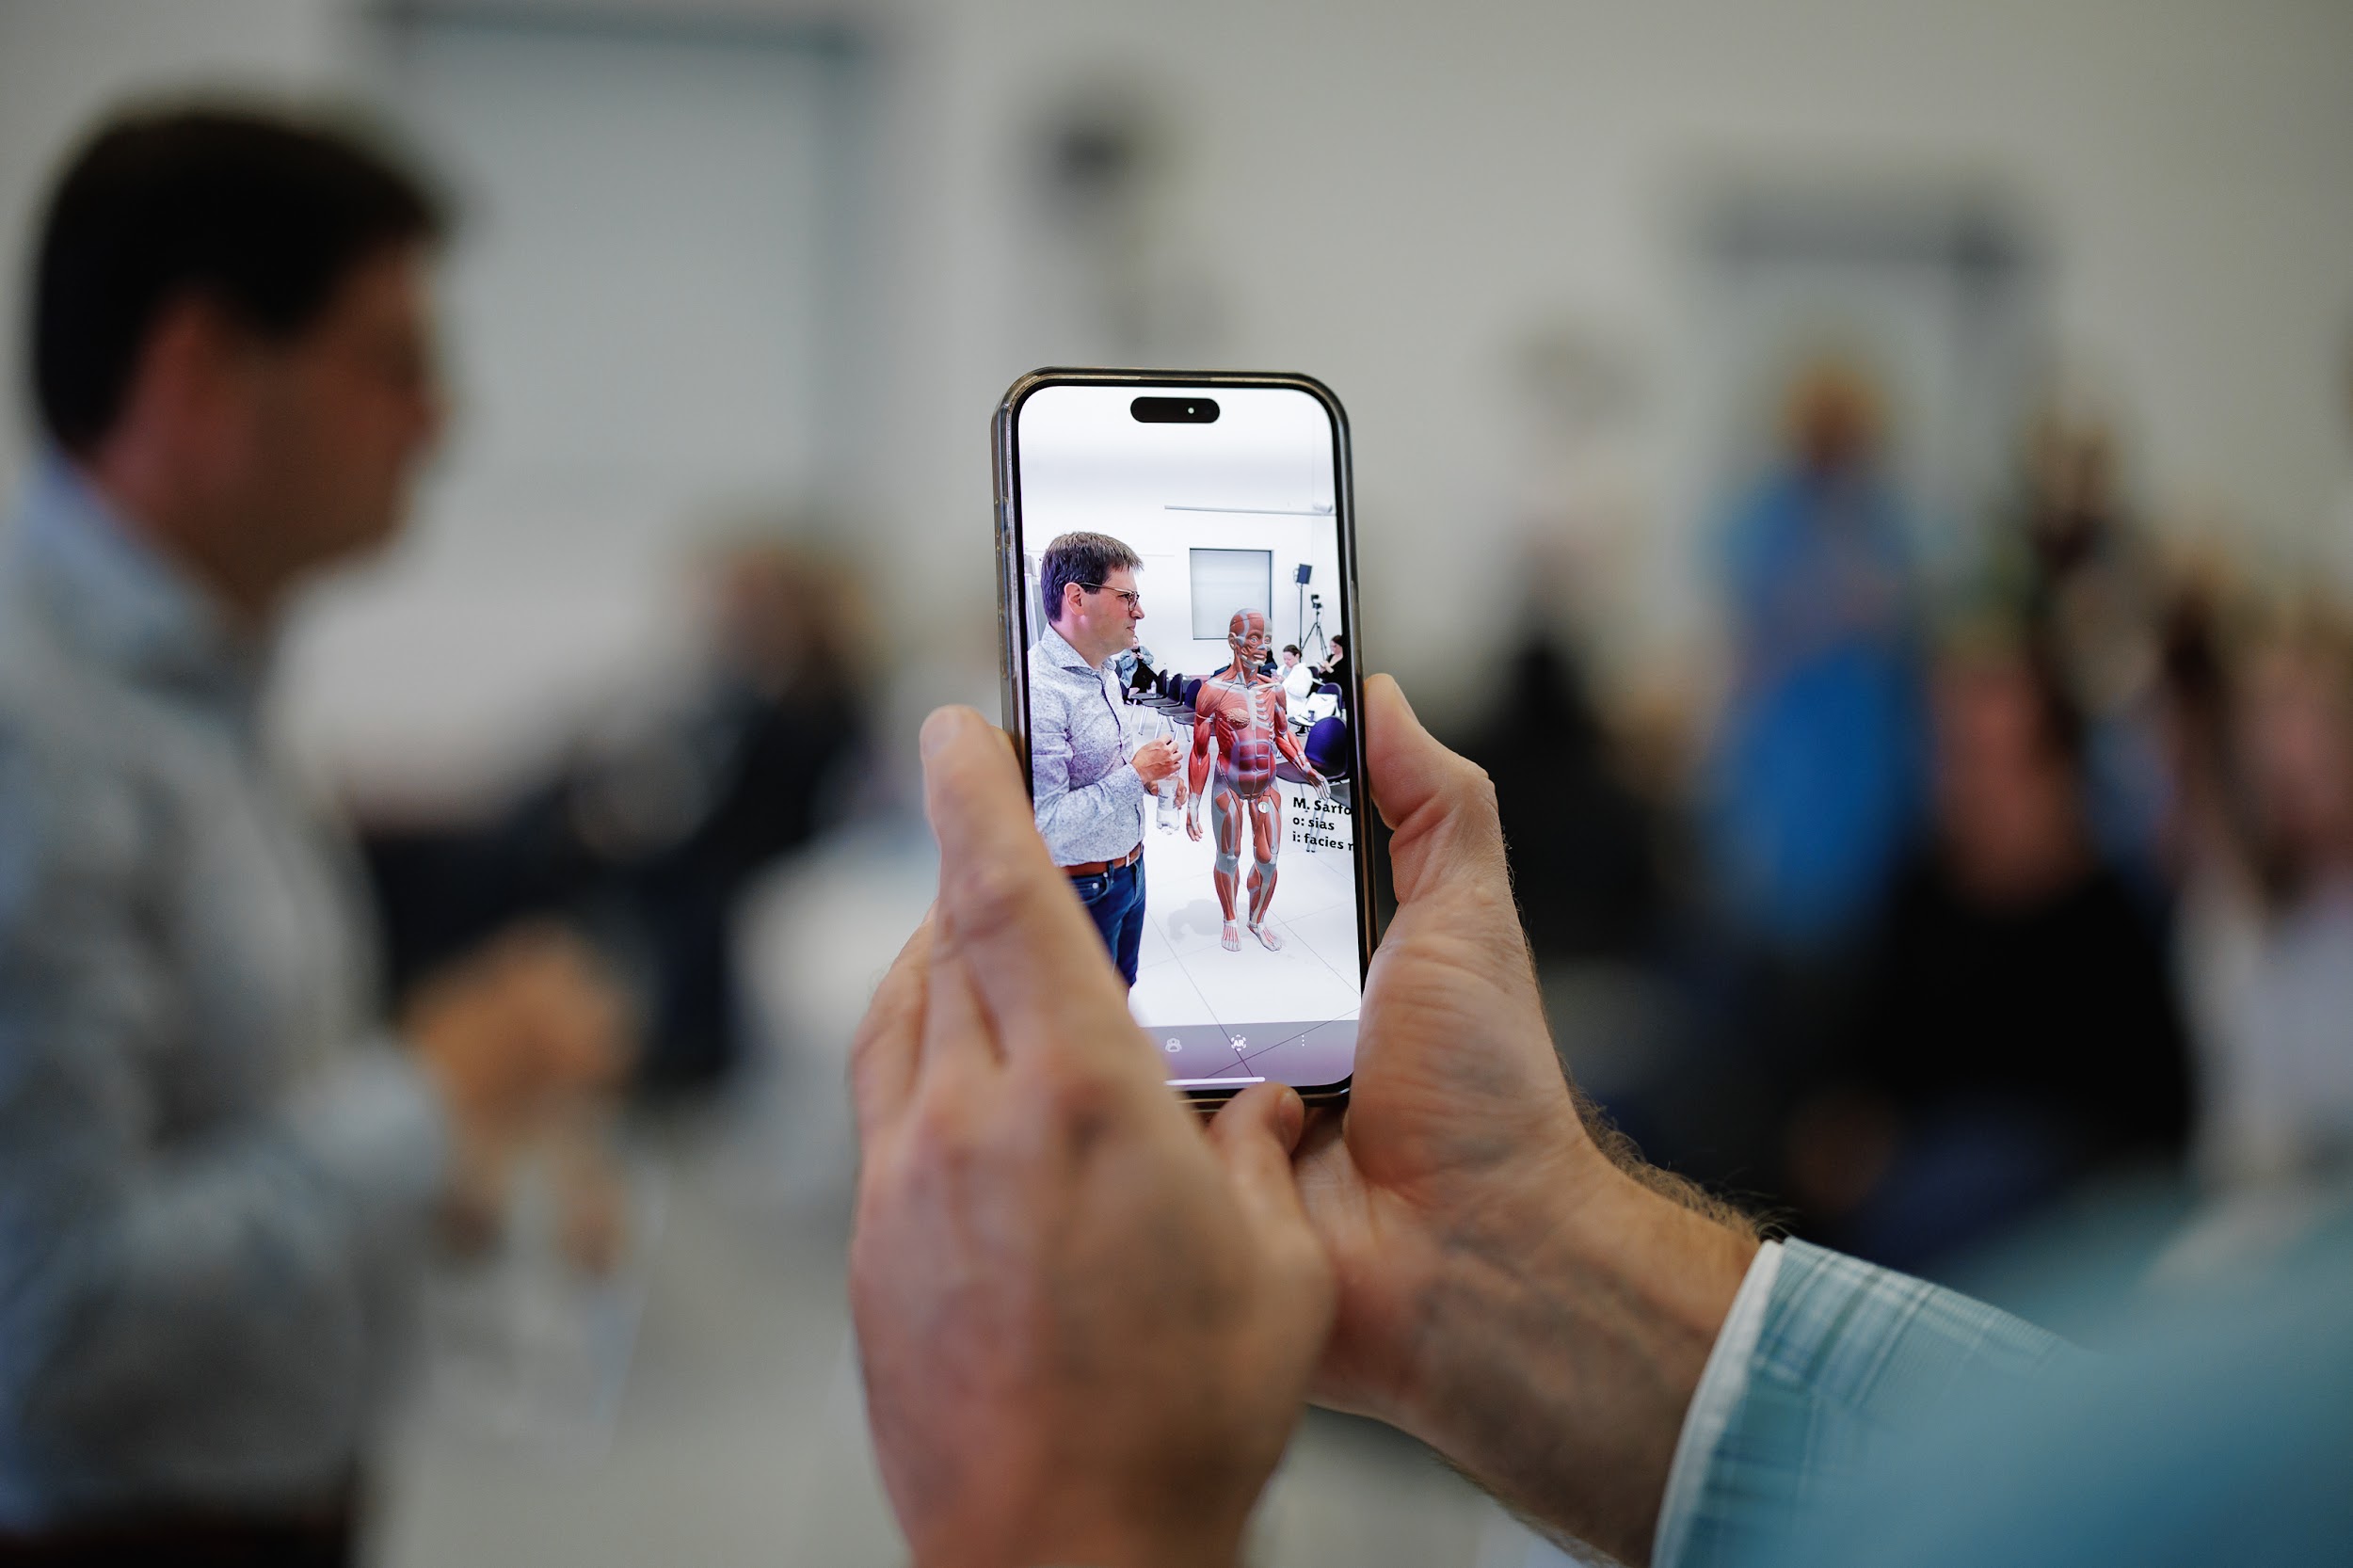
1186, 609, 1326, 952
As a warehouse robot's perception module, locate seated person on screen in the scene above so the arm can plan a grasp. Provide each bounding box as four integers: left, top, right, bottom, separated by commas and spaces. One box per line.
1280, 643, 1317, 702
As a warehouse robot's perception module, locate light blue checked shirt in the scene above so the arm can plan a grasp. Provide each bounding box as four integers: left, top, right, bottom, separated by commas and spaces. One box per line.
1653, 1212, 2353, 1568
1026, 626, 1148, 868
1654, 1239, 2073, 1568
0, 458, 447, 1528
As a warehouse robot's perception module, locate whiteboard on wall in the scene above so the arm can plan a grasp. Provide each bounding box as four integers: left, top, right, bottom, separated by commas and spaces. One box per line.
1189, 548, 1272, 639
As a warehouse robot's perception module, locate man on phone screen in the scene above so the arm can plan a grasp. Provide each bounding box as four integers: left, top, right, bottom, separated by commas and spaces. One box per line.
1027, 532, 1180, 987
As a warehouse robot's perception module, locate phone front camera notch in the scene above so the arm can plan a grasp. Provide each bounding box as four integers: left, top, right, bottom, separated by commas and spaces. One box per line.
1130, 396, 1220, 424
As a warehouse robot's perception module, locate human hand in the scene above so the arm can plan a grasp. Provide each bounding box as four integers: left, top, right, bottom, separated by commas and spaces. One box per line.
407, 923, 628, 1176
1185, 803, 1204, 841
849, 708, 1334, 1568
1295, 676, 1756, 1566
1130, 734, 1182, 787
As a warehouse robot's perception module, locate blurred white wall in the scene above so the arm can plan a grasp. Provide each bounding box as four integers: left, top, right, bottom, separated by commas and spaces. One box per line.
279, 13, 859, 808
3, 0, 2350, 757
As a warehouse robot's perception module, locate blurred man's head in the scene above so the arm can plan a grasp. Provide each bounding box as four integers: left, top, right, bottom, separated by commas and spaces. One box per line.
1931, 641, 2089, 905
33, 105, 447, 617
1783, 360, 1881, 479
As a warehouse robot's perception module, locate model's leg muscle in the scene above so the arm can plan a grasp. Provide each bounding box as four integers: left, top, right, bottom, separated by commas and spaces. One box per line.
1212, 786, 1242, 951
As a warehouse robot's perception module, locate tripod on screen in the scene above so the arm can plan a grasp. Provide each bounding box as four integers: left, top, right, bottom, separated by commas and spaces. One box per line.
1299, 591, 1328, 664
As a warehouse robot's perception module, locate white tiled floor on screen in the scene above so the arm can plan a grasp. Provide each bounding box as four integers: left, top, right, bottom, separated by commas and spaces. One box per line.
1128, 784, 1361, 1076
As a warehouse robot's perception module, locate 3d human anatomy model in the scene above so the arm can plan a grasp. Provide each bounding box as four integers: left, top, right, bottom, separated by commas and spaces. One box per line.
1187, 609, 1326, 952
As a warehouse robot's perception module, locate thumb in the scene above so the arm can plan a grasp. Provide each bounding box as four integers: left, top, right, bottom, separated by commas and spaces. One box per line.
1206, 1082, 1314, 1247
1360, 673, 1510, 906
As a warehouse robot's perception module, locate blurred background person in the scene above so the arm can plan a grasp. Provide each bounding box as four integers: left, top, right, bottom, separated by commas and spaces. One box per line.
1279, 642, 1313, 699
1672, 361, 1929, 1205
1990, 408, 2170, 888
2173, 610, 2353, 1192
1458, 632, 1664, 968
1312, 632, 1350, 712
1705, 359, 1926, 955
360, 534, 874, 1093
0, 107, 622, 1559
1785, 635, 2194, 1272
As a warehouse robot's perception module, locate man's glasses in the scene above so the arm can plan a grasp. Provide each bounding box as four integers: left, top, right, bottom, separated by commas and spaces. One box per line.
1080, 583, 1142, 611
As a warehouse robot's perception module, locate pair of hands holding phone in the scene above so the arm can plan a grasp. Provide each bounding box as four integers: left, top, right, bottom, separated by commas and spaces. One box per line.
850, 676, 1757, 1568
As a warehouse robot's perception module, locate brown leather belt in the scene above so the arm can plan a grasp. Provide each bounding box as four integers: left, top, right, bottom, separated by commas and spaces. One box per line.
1064, 843, 1143, 876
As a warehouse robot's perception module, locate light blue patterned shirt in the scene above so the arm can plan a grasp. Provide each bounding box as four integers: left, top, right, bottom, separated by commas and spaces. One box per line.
1648, 1216, 2353, 1568
1026, 626, 1147, 867
1657, 1239, 2073, 1568
0, 458, 448, 1528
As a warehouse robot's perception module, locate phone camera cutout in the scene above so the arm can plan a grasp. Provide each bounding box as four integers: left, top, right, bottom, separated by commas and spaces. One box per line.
1130, 396, 1219, 424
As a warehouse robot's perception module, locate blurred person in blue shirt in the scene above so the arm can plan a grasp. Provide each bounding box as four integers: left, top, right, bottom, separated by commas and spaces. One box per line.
1706, 361, 1927, 950
0, 108, 621, 1560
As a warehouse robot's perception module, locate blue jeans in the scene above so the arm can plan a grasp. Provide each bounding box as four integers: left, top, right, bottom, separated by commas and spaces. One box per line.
1071, 856, 1146, 987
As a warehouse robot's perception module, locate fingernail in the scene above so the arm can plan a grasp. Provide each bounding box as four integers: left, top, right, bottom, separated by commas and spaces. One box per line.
920, 707, 968, 760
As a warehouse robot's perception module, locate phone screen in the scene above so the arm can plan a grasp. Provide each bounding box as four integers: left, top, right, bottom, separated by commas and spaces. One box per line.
1006, 379, 1363, 1096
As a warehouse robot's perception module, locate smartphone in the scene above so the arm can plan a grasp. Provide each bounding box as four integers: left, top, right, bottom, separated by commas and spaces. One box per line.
993, 369, 1371, 1108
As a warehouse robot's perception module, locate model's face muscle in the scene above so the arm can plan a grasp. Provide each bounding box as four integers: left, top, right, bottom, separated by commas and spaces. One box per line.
1227, 610, 1270, 666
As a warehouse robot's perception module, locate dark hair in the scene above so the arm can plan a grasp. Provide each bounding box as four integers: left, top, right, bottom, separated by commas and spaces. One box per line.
1329, 634, 1345, 652
1282, 644, 1301, 658
32, 104, 446, 454
1039, 531, 1141, 628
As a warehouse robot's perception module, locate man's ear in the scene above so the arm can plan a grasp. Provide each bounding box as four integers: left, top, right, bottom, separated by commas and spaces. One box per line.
95, 295, 252, 483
